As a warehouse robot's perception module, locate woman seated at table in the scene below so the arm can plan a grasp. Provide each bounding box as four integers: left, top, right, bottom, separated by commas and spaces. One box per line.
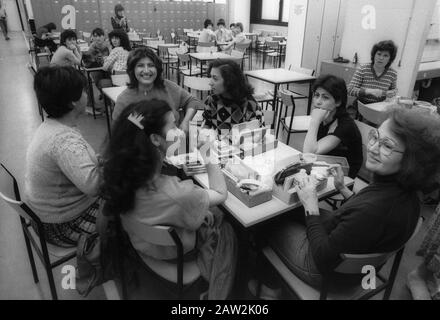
215, 19, 233, 43
348, 40, 398, 108
50, 29, 82, 68
202, 59, 263, 135
253, 107, 440, 298
98, 29, 131, 89
221, 22, 246, 53
303, 74, 363, 178
113, 47, 203, 135
35, 22, 57, 53
199, 19, 216, 43
100, 100, 237, 299
25, 66, 101, 247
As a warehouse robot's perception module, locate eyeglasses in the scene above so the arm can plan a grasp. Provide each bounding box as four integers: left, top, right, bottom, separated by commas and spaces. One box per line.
368, 129, 404, 157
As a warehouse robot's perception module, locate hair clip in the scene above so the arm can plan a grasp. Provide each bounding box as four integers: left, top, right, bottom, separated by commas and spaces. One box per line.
127, 112, 145, 130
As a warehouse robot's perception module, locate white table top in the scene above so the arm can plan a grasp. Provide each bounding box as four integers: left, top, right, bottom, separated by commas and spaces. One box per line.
193, 142, 354, 228
365, 100, 437, 114
189, 52, 232, 61
102, 86, 127, 103
245, 68, 316, 85
147, 43, 179, 50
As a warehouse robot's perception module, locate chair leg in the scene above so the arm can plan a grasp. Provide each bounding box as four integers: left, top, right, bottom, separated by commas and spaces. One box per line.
39, 236, 58, 300
21, 223, 39, 284
383, 248, 404, 300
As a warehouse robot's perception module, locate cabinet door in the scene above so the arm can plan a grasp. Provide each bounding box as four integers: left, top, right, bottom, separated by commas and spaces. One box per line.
301, 0, 325, 71
317, 0, 341, 66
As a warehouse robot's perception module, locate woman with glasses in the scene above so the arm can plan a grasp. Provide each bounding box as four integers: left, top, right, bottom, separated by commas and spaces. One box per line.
252, 107, 440, 298
303, 74, 363, 178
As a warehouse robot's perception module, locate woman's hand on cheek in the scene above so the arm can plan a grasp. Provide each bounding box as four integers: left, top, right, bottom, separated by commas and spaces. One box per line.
311, 108, 330, 125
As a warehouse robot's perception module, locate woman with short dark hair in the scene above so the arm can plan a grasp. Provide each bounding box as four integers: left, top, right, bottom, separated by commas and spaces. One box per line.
303, 74, 363, 178
25, 66, 101, 247
111, 4, 129, 32
254, 107, 440, 297
50, 29, 82, 67
215, 18, 233, 42
35, 22, 57, 52
203, 59, 262, 134
199, 18, 216, 43
113, 47, 203, 135
348, 40, 398, 105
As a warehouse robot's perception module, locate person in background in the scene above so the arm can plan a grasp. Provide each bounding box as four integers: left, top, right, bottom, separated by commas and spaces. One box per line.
100, 100, 237, 299
202, 59, 262, 134
111, 3, 129, 33
221, 22, 246, 53
303, 75, 363, 178
35, 22, 57, 52
251, 107, 440, 299
347, 40, 398, 117
98, 29, 131, 89
407, 202, 440, 300
215, 18, 233, 43
198, 19, 216, 43
229, 23, 236, 35
25, 66, 101, 247
50, 29, 82, 68
113, 47, 202, 135
0, 1, 10, 40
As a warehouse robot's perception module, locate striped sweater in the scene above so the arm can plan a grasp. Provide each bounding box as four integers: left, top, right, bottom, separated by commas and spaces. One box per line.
348, 63, 397, 104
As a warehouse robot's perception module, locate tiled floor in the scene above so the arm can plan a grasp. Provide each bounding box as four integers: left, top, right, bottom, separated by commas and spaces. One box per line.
0, 32, 434, 300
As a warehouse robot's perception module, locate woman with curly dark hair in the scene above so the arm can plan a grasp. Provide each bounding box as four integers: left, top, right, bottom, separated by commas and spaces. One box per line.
113, 47, 203, 135
111, 3, 129, 32
100, 99, 237, 299
202, 59, 263, 134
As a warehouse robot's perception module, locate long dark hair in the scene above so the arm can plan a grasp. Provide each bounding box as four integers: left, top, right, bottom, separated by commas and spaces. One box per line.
312, 74, 348, 118
108, 29, 131, 51
127, 47, 164, 89
207, 59, 253, 102
100, 100, 172, 216
388, 107, 440, 190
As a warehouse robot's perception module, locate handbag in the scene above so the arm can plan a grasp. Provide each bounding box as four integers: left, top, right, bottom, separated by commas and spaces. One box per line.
273, 162, 313, 186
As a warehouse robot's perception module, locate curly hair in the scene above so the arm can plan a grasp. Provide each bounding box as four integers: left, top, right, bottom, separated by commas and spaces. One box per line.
108, 29, 131, 51
60, 29, 77, 47
34, 66, 87, 118
387, 107, 440, 190
127, 47, 164, 90
371, 40, 398, 69
207, 59, 254, 102
100, 100, 172, 216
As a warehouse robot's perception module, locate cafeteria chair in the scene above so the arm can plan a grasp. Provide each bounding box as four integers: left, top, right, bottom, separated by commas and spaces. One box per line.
230, 50, 245, 70
158, 44, 179, 79
260, 216, 423, 300
120, 221, 205, 299
264, 41, 286, 68
175, 53, 201, 86
111, 71, 130, 87
235, 40, 252, 70
278, 91, 311, 145
0, 163, 76, 300
198, 41, 216, 47
183, 76, 211, 101
358, 101, 387, 127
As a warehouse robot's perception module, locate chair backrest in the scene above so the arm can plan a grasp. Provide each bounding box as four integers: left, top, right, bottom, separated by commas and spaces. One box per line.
272, 36, 286, 42
230, 49, 244, 59
358, 101, 387, 126
0, 163, 36, 222
335, 216, 424, 274
158, 44, 178, 57
177, 52, 190, 64
183, 76, 211, 92
289, 65, 315, 76
198, 41, 215, 47
354, 119, 374, 182
111, 73, 129, 87
279, 91, 296, 107
266, 40, 280, 49
235, 40, 252, 52
262, 109, 274, 128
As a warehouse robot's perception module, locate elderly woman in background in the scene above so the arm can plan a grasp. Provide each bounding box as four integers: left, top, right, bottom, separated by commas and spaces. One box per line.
25, 66, 101, 247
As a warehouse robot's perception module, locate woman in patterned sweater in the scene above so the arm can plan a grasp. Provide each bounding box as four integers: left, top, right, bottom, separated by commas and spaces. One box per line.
202, 59, 263, 137
348, 40, 398, 105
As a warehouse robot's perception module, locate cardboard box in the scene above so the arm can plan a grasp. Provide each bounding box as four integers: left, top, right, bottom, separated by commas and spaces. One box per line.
222, 159, 273, 208
314, 155, 350, 177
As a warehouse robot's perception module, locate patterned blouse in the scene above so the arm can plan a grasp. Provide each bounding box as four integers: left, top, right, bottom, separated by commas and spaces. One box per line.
202, 94, 263, 134
103, 47, 129, 73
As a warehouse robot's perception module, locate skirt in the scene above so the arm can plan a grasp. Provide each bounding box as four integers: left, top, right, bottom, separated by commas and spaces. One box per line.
35, 199, 101, 248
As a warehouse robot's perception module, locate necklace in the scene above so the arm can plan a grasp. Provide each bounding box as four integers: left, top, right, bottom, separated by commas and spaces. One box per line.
141, 86, 154, 96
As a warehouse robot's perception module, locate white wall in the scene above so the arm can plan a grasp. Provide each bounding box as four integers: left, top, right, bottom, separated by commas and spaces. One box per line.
339, 0, 436, 96
24, 0, 32, 19
229, 0, 250, 32
285, 0, 308, 69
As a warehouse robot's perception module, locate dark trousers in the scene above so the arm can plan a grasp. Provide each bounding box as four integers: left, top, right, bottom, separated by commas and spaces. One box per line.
0, 18, 8, 39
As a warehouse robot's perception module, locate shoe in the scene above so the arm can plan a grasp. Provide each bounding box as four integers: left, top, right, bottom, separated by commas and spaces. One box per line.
247, 279, 282, 300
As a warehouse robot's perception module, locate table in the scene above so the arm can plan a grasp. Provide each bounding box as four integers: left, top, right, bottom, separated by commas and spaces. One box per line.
245, 68, 316, 137
189, 52, 232, 75
193, 142, 354, 228
147, 43, 179, 52
102, 86, 127, 137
